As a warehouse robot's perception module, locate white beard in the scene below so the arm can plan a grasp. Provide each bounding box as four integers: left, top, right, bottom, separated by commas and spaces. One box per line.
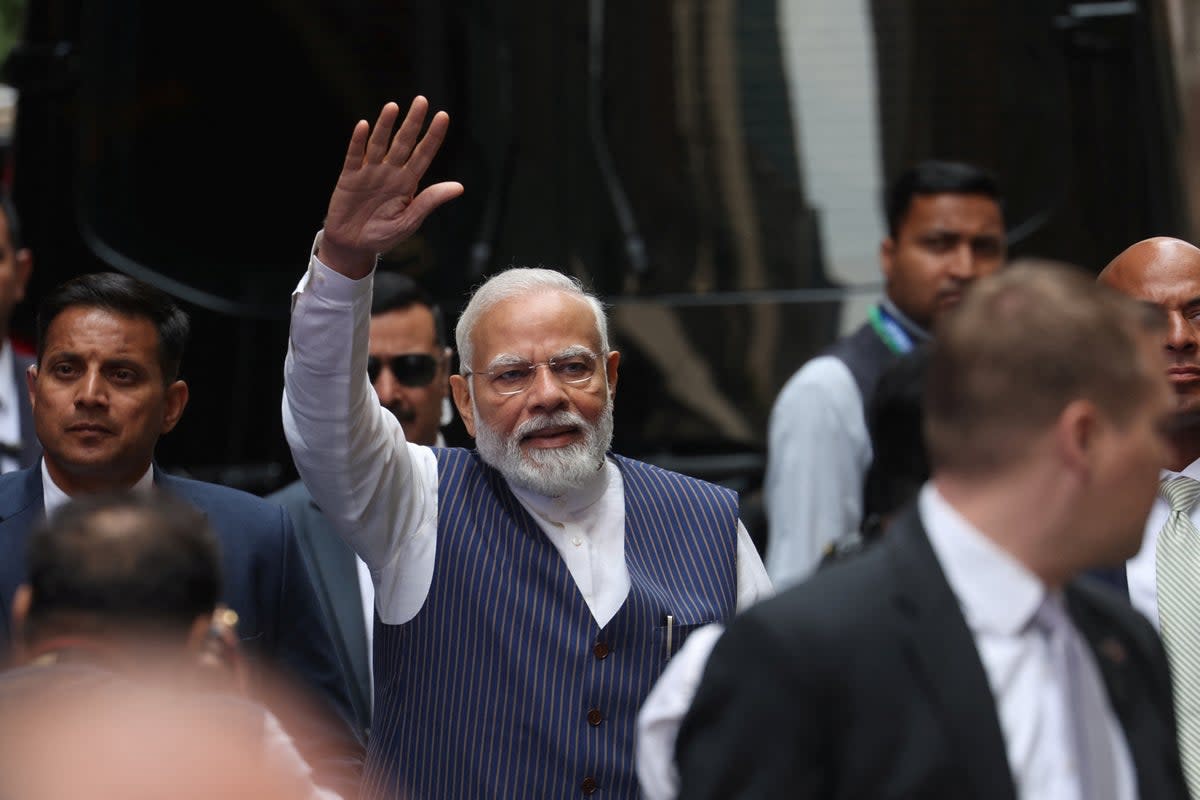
474, 402, 614, 496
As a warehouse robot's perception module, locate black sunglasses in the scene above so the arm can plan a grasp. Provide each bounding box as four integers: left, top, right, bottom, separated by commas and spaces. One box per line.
367, 354, 440, 387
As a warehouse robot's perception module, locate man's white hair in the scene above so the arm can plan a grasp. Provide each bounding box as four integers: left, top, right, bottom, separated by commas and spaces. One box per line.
455, 267, 609, 373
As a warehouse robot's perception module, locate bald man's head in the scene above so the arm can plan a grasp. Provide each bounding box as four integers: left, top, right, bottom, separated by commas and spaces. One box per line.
1099, 236, 1200, 293
1099, 236, 1200, 432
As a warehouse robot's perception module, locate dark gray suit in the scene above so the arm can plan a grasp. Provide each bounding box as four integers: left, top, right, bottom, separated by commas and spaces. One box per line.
268, 479, 372, 740
677, 505, 1189, 800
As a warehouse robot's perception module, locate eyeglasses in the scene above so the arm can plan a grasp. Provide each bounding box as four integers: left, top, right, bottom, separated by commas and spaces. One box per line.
465, 351, 600, 396
367, 354, 440, 387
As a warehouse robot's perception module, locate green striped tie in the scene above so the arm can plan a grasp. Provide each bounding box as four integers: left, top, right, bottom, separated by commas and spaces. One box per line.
1157, 475, 1200, 795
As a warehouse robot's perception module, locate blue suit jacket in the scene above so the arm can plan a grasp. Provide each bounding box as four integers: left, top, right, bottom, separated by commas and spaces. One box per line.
0, 464, 364, 789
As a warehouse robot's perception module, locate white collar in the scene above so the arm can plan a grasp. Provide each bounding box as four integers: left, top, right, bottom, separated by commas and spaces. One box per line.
920, 483, 1047, 636
41, 460, 157, 516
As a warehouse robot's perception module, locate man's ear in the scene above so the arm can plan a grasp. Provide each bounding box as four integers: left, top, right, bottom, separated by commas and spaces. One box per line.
437, 347, 455, 397
605, 350, 620, 401
160, 380, 189, 435
13, 248, 31, 304
185, 615, 210, 653
11, 584, 31, 664
449, 374, 474, 437
1056, 398, 1100, 476
880, 236, 897, 282
26, 362, 36, 411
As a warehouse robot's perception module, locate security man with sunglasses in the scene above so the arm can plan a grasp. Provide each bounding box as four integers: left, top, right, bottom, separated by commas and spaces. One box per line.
269, 269, 453, 741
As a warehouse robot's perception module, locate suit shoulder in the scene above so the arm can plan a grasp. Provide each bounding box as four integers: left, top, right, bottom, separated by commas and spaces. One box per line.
0, 467, 40, 518
740, 541, 895, 635
158, 473, 287, 527
264, 480, 313, 511
1071, 575, 1160, 643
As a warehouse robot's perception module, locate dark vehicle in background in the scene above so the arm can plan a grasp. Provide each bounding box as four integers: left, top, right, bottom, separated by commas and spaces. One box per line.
0, 0, 1195, 553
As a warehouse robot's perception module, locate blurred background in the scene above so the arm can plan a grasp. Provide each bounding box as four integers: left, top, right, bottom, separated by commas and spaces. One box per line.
0, 0, 1195, 550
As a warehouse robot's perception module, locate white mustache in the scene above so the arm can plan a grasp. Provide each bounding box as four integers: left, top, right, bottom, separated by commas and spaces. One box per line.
514, 411, 585, 439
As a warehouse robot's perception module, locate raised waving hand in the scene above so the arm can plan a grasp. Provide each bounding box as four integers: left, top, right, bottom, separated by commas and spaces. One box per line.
318, 96, 464, 279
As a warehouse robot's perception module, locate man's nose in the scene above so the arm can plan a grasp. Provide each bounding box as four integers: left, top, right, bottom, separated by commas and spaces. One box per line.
946, 243, 978, 279
372, 367, 402, 406
75, 370, 108, 406
525, 363, 568, 409
1166, 311, 1199, 353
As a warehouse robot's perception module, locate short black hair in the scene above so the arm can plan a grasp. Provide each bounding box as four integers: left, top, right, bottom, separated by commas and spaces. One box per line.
885, 160, 1004, 238
861, 346, 931, 539
24, 489, 222, 642
372, 270, 446, 348
36, 272, 190, 382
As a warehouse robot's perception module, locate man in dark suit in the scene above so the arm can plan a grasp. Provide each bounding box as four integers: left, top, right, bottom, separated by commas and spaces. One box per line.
676, 260, 1189, 799
0, 272, 362, 795
268, 270, 454, 739
0, 489, 339, 800
0, 194, 38, 471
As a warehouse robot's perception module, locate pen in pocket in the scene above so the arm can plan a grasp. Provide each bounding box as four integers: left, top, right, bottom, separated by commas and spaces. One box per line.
665, 614, 674, 659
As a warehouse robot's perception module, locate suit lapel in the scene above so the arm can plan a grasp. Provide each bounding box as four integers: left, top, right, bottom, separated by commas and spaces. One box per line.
0, 466, 45, 646
300, 504, 371, 717
886, 507, 1018, 800
1066, 584, 1172, 799
1086, 564, 1129, 597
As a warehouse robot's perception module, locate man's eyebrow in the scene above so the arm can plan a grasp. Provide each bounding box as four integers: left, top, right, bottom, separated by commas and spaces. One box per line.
102, 357, 146, 370
484, 353, 529, 370
484, 345, 596, 370
555, 344, 596, 358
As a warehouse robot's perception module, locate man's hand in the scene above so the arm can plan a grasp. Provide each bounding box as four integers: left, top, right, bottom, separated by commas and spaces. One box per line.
319, 96, 464, 279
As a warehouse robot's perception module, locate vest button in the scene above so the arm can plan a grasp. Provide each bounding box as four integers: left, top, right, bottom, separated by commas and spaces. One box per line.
592, 641, 610, 660
586, 707, 603, 726
581, 776, 598, 795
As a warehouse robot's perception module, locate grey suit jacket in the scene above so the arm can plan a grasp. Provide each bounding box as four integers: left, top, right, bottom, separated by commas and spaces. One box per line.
268, 479, 371, 740
677, 505, 1189, 800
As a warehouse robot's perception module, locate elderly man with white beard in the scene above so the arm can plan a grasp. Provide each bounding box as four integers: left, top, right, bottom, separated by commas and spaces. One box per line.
282, 97, 773, 800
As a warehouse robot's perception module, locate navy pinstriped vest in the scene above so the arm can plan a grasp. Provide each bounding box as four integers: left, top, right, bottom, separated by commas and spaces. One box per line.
361, 449, 739, 800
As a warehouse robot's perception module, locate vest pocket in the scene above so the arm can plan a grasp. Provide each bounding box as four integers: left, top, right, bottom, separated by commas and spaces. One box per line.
654, 617, 718, 663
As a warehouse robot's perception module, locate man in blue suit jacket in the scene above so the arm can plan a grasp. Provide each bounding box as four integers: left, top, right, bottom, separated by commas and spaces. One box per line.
0, 271, 362, 795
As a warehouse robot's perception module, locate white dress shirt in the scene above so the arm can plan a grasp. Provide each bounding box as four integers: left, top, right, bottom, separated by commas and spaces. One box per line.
763, 355, 869, 590
282, 239, 773, 629
635, 622, 726, 800
921, 484, 1136, 800
763, 301, 928, 591
41, 461, 156, 515
1126, 457, 1200, 629
351, 431, 442, 708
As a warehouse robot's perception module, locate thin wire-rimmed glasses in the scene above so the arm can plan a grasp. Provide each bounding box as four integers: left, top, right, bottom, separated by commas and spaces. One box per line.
464, 349, 601, 396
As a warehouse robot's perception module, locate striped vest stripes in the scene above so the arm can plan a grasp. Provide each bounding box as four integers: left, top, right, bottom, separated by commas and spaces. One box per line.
361, 449, 738, 799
